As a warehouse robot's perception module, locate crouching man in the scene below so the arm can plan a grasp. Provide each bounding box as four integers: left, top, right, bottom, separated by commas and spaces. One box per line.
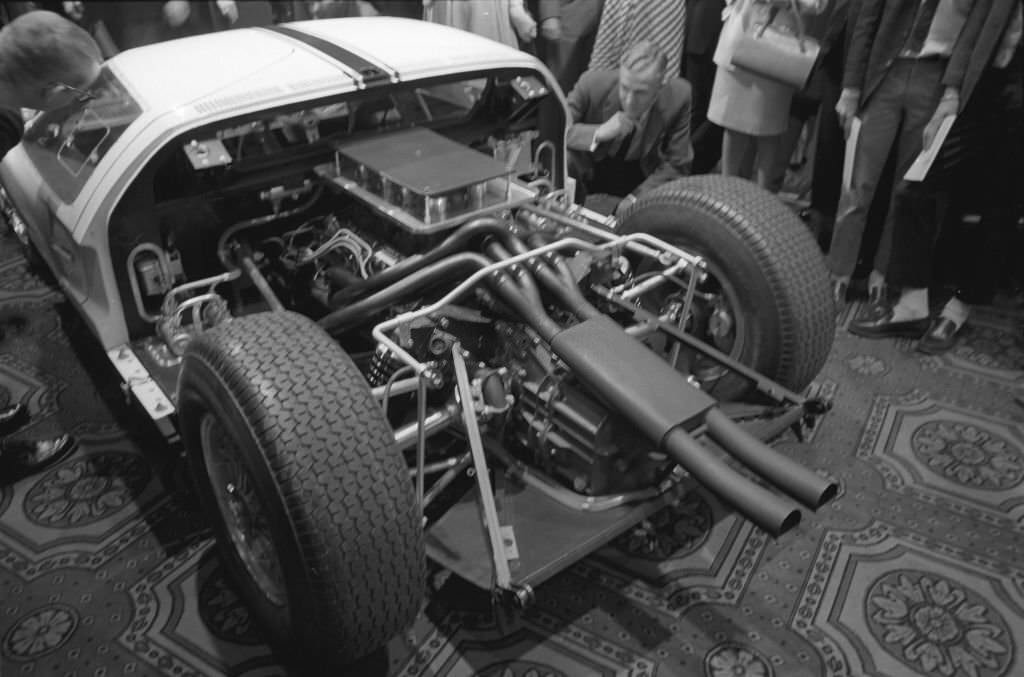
566, 40, 693, 215
0, 9, 103, 481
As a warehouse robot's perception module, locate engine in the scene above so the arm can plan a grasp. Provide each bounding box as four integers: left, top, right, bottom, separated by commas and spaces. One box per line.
494, 321, 672, 496
231, 200, 666, 497
124, 121, 674, 498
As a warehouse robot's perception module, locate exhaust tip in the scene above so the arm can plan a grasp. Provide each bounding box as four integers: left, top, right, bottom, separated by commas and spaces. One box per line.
815, 481, 841, 508
777, 509, 802, 536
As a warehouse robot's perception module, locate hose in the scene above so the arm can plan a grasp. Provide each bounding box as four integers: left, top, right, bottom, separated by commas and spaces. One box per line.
319, 252, 492, 334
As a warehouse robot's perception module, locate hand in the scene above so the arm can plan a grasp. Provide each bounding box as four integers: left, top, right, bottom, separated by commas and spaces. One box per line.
595, 112, 636, 145
510, 10, 537, 41
540, 17, 562, 41
162, 0, 192, 27
216, 0, 239, 24
922, 91, 959, 151
62, 1, 84, 21
835, 88, 860, 135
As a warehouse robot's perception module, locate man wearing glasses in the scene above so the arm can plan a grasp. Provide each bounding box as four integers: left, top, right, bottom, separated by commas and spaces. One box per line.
0, 10, 102, 481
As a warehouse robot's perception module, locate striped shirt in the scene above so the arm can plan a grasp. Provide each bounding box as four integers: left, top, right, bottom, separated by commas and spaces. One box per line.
588, 0, 687, 80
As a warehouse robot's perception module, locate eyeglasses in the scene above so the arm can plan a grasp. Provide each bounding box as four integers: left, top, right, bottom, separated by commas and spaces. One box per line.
50, 81, 95, 104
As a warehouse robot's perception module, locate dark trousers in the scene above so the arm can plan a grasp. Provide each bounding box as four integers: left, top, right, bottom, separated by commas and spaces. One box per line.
809, 75, 844, 221
826, 58, 946, 279
568, 150, 646, 203
683, 51, 723, 174
888, 64, 1022, 292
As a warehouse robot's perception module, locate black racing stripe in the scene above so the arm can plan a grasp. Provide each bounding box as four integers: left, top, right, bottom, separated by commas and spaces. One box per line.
262, 24, 396, 86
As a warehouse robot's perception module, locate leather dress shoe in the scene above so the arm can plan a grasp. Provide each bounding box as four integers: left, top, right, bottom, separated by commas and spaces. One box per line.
0, 403, 28, 435
848, 306, 930, 339
0, 434, 77, 480
917, 317, 961, 355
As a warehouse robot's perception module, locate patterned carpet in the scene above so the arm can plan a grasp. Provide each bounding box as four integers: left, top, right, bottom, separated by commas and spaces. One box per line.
1, 230, 1023, 677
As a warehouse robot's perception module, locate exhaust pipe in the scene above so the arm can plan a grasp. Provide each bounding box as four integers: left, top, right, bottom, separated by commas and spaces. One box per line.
704, 408, 838, 509
550, 315, 807, 537
661, 426, 802, 536
525, 258, 837, 519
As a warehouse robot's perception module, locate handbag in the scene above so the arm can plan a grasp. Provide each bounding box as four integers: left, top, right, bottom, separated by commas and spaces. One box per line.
729, 0, 822, 89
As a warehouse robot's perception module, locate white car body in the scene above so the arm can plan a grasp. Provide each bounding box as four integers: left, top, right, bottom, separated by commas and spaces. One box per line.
0, 18, 565, 353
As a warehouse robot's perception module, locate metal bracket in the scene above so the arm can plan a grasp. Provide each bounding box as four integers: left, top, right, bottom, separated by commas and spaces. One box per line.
451, 343, 513, 590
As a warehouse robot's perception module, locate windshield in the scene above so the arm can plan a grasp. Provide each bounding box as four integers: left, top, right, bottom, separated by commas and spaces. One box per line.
193, 75, 490, 169
23, 67, 141, 204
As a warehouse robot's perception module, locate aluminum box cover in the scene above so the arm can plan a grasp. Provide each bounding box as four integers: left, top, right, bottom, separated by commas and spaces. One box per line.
334, 127, 510, 196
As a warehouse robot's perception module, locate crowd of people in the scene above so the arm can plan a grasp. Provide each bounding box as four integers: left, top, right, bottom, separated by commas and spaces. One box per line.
0, 1, 1021, 481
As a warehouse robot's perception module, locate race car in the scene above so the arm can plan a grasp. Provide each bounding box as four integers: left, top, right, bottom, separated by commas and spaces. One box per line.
0, 17, 838, 674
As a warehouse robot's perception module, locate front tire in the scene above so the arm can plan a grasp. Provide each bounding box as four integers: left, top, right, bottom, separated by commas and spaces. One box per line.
618, 175, 833, 399
177, 311, 424, 674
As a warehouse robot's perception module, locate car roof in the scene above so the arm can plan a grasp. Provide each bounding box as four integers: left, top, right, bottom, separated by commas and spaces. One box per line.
109, 17, 540, 116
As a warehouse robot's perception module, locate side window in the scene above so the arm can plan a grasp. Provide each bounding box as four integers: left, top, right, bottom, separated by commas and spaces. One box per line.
23, 67, 142, 204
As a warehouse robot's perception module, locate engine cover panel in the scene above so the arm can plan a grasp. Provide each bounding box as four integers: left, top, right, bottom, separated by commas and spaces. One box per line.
324, 127, 524, 232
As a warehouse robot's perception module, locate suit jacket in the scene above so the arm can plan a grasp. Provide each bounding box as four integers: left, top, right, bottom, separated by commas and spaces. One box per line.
566, 69, 693, 195
686, 0, 727, 56
842, 0, 995, 107
557, 0, 604, 37
0, 108, 23, 160
527, 0, 563, 21
957, 0, 1021, 107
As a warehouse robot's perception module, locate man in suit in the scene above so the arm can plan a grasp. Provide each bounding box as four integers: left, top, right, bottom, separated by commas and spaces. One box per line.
682, 0, 725, 174
828, 0, 990, 305
849, 0, 1022, 352
0, 10, 90, 479
566, 40, 693, 212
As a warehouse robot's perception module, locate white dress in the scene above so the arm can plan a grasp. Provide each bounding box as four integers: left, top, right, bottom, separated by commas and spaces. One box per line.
426, 0, 522, 48
707, 0, 826, 136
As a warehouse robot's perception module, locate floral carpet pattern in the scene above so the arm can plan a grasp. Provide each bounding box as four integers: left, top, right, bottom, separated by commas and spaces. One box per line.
1, 232, 1023, 677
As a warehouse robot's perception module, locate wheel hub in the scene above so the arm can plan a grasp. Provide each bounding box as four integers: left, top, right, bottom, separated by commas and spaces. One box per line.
646, 263, 746, 390
200, 416, 288, 608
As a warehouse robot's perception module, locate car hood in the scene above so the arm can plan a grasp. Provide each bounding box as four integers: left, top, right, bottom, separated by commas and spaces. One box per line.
107, 28, 351, 116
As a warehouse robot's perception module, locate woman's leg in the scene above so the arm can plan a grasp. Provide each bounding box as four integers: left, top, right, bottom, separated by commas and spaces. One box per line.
753, 133, 784, 191
721, 129, 756, 180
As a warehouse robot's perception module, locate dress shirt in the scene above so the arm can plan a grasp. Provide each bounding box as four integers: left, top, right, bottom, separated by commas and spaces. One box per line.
915, 0, 970, 59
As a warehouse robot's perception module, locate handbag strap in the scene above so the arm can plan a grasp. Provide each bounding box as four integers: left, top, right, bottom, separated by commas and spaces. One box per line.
754, 1, 811, 54
788, 0, 810, 53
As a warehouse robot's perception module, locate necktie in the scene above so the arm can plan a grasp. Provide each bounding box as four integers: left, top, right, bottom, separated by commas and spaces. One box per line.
906, 0, 942, 55
613, 127, 636, 161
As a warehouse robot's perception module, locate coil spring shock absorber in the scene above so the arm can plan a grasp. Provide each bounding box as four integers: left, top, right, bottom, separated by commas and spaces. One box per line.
366, 345, 400, 387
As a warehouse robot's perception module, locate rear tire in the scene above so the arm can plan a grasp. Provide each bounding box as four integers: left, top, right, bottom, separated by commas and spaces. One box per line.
618, 175, 833, 399
178, 311, 423, 674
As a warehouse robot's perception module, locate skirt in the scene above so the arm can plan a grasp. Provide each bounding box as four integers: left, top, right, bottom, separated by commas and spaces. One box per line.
707, 64, 795, 137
